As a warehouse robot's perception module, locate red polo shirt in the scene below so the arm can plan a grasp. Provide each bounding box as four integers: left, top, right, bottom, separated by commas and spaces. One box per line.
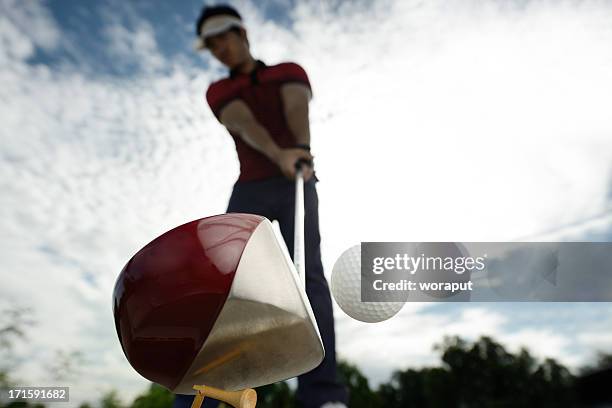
206, 60, 311, 182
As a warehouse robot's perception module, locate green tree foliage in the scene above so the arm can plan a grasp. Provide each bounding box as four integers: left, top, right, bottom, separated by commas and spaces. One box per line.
580, 351, 612, 375
255, 381, 295, 408
337, 360, 381, 408
46, 350, 85, 382
3, 332, 602, 408
378, 366, 457, 408
0, 372, 10, 391
376, 335, 577, 408
0, 307, 35, 389
130, 383, 174, 408
100, 390, 124, 408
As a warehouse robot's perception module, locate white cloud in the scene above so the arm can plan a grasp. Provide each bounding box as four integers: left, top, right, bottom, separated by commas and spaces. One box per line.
277, 0, 612, 245
1, 4, 235, 404
578, 332, 612, 352
503, 328, 577, 366
103, 20, 166, 73
0, 0, 61, 61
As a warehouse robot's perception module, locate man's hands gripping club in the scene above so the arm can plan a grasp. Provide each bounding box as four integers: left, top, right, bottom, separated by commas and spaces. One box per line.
273, 148, 314, 181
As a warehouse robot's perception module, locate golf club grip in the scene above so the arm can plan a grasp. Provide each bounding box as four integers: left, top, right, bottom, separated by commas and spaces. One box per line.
192, 385, 257, 408
294, 167, 306, 289
294, 157, 313, 169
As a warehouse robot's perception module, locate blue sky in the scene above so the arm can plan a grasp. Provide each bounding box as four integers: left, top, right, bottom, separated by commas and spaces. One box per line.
1, 0, 612, 405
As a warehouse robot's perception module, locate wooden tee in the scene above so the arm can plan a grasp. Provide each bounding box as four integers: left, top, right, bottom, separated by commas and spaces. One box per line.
191, 385, 257, 408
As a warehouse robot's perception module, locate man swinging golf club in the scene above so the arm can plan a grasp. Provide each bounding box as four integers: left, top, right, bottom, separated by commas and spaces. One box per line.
172, 4, 348, 408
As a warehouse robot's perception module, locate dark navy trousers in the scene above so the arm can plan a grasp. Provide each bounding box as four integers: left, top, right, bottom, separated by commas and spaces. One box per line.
173, 176, 347, 408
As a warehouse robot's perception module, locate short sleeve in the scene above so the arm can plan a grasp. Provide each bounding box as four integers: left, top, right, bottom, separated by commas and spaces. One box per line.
205, 80, 239, 121
278, 63, 311, 92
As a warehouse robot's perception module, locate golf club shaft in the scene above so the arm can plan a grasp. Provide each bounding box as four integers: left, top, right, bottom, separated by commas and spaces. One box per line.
294, 166, 306, 289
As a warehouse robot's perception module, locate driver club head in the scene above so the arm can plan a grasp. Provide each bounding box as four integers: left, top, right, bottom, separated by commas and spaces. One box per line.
113, 213, 324, 393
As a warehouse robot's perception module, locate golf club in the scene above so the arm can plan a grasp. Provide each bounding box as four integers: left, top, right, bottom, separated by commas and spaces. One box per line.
194, 160, 309, 407
294, 160, 306, 289
113, 159, 321, 408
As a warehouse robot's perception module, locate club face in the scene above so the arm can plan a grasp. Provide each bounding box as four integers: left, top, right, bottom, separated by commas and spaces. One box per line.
113, 214, 324, 393
174, 217, 324, 393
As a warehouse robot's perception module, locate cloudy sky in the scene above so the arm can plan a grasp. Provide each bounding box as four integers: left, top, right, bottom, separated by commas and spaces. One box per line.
1, 0, 611, 405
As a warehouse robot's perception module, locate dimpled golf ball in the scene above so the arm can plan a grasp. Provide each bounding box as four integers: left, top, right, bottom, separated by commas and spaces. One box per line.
331, 245, 405, 323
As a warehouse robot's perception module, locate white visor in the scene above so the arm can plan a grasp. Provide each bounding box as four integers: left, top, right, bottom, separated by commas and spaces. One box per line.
195, 15, 245, 50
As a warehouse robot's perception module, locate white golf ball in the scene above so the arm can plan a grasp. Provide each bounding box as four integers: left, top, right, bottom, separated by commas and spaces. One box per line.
331, 245, 405, 323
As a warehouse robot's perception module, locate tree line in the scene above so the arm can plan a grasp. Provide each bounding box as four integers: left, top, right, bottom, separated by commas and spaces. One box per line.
1, 307, 609, 407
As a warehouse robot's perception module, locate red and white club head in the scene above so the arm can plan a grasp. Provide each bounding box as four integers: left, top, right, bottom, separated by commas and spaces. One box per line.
113, 213, 324, 393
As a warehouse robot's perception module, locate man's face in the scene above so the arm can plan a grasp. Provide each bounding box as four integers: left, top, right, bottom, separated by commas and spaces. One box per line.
206, 29, 249, 69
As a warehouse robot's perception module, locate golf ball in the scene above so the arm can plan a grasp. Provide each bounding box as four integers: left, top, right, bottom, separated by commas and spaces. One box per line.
331, 245, 405, 323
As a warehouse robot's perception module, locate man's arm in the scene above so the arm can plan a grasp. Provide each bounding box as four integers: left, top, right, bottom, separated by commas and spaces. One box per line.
280, 83, 313, 180
219, 99, 281, 161
219, 99, 312, 179
280, 83, 312, 146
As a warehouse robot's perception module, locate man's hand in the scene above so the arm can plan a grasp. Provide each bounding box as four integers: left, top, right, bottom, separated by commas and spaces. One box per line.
273, 148, 314, 181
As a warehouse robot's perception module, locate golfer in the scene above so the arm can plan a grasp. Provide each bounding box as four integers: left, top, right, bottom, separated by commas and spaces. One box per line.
173, 4, 348, 408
